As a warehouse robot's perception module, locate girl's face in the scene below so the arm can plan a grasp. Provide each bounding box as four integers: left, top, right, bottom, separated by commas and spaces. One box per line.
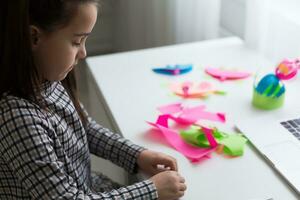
32, 3, 98, 81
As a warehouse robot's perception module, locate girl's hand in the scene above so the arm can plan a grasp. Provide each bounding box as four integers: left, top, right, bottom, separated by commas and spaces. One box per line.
150, 170, 186, 200
137, 150, 178, 176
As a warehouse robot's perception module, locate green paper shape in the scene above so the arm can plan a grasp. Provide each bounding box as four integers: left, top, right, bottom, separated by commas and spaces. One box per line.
271, 84, 281, 97
252, 88, 284, 110
212, 129, 227, 139
219, 134, 248, 156
262, 84, 273, 96
180, 127, 248, 156
215, 91, 227, 95
180, 127, 227, 148
180, 126, 204, 146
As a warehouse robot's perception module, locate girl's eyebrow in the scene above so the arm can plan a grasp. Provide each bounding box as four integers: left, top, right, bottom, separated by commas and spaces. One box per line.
73, 32, 91, 37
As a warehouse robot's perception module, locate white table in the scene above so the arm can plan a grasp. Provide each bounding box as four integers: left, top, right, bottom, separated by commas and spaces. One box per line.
86, 37, 300, 200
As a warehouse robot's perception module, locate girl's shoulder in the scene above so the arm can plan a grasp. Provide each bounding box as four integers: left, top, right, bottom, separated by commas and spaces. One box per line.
0, 95, 48, 123
0, 95, 54, 153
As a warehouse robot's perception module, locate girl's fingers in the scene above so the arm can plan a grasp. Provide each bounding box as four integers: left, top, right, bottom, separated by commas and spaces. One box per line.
165, 156, 177, 171
155, 164, 171, 173
173, 158, 178, 171
158, 156, 178, 171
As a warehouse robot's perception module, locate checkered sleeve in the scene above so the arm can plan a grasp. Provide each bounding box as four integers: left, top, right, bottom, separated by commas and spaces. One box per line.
0, 102, 157, 199
83, 107, 147, 174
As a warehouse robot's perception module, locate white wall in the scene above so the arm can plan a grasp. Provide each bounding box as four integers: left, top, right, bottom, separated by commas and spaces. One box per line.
88, 0, 246, 53
112, 0, 173, 51
86, 0, 114, 55
112, 0, 222, 51
220, 0, 246, 37
244, 0, 300, 62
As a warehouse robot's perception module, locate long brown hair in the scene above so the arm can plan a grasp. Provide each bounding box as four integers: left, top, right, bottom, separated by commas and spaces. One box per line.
0, 0, 99, 125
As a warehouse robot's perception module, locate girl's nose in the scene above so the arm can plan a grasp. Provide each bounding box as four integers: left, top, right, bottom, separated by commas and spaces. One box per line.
78, 45, 87, 59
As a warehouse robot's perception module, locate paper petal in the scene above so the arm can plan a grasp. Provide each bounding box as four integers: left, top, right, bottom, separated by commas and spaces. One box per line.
148, 122, 215, 161
205, 67, 251, 81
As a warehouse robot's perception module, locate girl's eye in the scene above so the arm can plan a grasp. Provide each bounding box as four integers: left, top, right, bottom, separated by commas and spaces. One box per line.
72, 37, 87, 47
72, 42, 81, 47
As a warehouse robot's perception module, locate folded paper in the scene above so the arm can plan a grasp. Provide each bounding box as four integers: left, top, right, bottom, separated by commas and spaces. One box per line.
180, 126, 247, 156
147, 115, 216, 162
170, 81, 225, 98
275, 58, 300, 80
146, 103, 230, 162
152, 64, 193, 75
253, 74, 285, 110
252, 58, 300, 110
158, 103, 226, 125
205, 67, 251, 81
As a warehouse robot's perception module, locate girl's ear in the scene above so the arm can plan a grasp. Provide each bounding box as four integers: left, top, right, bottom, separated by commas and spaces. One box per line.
30, 25, 42, 50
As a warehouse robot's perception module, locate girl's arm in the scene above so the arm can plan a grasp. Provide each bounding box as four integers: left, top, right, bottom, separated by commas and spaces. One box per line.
82, 104, 146, 173
0, 101, 157, 200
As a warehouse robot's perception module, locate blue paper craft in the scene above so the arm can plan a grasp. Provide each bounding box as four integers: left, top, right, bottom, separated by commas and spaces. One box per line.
255, 74, 287, 97
152, 64, 193, 75
256, 74, 279, 95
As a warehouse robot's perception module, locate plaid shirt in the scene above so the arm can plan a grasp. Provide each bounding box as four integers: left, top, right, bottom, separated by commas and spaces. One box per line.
0, 81, 157, 199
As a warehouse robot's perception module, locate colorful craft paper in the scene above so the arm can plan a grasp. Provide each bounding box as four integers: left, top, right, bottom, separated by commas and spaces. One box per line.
146, 103, 229, 162
253, 74, 285, 110
157, 103, 183, 114
205, 67, 251, 81
255, 74, 281, 96
176, 110, 225, 125
147, 115, 216, 162
152, 64, 193, 75
219, 134, 248, 156
252, 88, 285, 110
158, 103, 226, 125
201, 127, 218, 148
275, 58, 300, 80
170, 81, 224, 98
252, 57, 300, 110
180, 126, 247, 156
180, 126, 226, 147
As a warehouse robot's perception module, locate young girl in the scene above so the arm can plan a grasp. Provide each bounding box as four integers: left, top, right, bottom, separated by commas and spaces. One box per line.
0, 0, 187, 199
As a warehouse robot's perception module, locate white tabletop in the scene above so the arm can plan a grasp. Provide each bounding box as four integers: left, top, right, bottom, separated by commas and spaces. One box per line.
86, 37, 300, 200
